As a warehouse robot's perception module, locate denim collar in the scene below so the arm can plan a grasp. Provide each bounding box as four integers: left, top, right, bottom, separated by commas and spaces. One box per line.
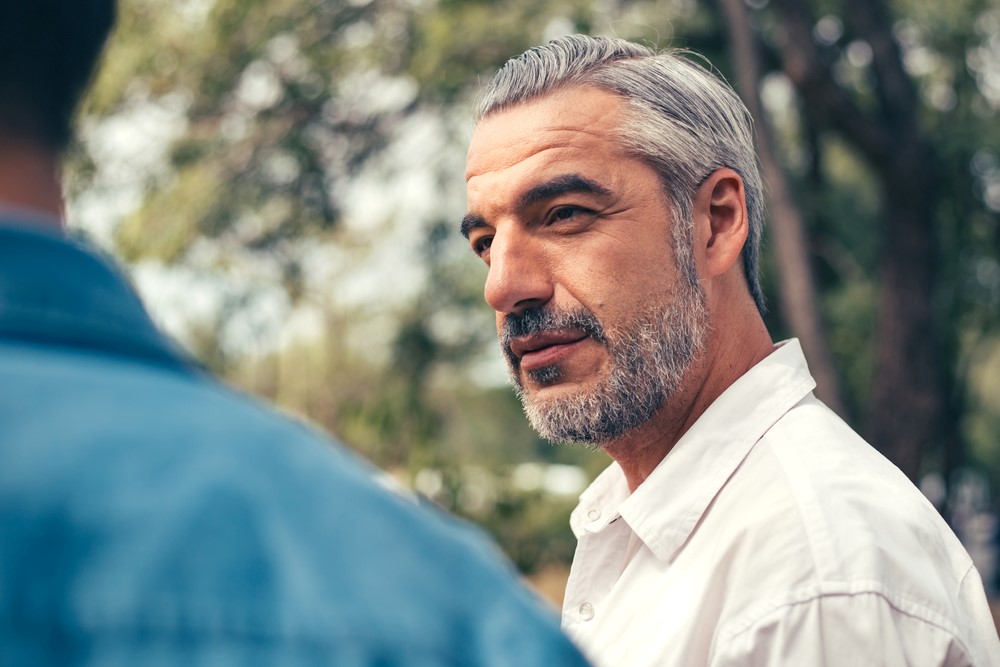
0, 221, 196, 374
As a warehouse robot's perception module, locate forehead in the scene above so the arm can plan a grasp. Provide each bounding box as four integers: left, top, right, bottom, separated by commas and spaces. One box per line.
465, 86, 629, 184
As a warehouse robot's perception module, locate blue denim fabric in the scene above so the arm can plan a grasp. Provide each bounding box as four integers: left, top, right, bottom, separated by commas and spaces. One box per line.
0, 224, 589, 666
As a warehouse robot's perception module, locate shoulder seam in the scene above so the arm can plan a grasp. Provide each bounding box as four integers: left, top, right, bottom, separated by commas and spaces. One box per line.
715, 583, 973, 658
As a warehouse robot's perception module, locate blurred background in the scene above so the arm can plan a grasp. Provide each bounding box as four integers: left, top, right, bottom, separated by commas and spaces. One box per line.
65, 0, 1000, 612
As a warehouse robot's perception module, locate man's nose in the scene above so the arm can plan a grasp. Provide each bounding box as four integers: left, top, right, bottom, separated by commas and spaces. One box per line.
483, 229, 553, 314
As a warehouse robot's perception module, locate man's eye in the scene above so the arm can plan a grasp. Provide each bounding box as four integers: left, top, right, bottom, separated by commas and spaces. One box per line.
549, 206, 587, 224
472, 236, 493, 257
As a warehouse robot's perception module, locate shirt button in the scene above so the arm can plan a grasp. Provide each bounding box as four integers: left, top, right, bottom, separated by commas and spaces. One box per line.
587, 508, 601, 521
579, 602, 595, 621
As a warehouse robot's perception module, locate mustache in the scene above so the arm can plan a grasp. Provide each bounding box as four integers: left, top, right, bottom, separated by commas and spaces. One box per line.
499, 306, 607, 364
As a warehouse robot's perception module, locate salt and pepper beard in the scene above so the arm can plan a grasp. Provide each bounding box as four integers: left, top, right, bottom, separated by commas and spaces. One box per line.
499, 277, 708, 446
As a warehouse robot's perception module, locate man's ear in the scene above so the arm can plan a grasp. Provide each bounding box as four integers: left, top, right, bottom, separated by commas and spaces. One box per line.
694, 168, 748, 278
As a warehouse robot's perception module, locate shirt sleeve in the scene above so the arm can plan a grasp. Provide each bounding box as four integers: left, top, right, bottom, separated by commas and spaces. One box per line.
711, 592, 978, 667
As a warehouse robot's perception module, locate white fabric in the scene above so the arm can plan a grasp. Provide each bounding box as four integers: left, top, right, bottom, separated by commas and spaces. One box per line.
562, 339, 1000, 666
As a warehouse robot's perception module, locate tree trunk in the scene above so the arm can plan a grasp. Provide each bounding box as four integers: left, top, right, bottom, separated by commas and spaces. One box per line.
869, 145, 944, 481
762, 0, 947, 481
718, 0, 849, 420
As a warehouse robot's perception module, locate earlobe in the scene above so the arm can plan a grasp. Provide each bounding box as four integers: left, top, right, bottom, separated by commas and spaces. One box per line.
697, 169, 749, 278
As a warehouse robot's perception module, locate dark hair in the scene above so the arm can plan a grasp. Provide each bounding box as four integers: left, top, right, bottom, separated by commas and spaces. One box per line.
0, 1, 117, 151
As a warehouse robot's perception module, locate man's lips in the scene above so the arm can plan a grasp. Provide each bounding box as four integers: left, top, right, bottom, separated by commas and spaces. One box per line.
509, 330, 590, 372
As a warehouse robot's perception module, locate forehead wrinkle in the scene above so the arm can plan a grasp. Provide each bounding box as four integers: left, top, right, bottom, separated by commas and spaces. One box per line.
466, 120, 624, 181
465, 90, 631, 233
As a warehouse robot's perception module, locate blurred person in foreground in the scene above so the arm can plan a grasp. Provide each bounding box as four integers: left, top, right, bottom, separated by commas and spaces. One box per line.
0, 3, 590, 665
461, 34, 1000, 666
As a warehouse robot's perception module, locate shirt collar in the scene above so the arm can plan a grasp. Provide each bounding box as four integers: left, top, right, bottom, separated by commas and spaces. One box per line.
571, 340, 816, 561
0, 223, 196, 374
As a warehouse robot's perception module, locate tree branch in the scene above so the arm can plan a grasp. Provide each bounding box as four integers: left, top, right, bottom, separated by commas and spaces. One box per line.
767, 0, 893, 166
843, 0, 920, 129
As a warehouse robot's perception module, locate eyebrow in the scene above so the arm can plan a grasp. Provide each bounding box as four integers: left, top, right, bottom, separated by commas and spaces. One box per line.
460, 213, 487, 240
519, 174, 612, 208
460, 173, 612, 239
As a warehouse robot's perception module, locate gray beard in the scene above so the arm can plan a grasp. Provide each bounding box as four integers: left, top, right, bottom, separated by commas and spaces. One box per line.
501, 279, 708, 446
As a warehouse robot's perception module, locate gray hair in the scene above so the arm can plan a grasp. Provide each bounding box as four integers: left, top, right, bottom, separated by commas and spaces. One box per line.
475, 34, 767, 313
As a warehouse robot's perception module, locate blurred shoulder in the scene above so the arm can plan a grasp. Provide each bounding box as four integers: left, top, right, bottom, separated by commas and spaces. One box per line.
0, 339, 589, 665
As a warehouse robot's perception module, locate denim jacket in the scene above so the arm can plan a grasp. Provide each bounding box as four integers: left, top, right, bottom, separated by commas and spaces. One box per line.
0, 223, 588, 666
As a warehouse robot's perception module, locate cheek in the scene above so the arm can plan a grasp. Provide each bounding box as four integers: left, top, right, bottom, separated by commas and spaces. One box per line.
597, 263, 675, 326
579, 253, 657, 311
546, 268, 608, 319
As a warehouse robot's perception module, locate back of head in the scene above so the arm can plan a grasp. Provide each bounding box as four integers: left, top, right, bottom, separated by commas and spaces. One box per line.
476, 35, 767, 313
0, 0, 117, 152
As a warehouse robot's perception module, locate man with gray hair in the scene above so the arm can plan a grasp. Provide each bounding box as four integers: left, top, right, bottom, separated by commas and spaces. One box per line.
462, 35, 1000, 666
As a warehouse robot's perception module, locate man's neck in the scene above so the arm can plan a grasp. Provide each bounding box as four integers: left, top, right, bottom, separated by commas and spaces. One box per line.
604, 316, 775, 493
0, 138, 64, 229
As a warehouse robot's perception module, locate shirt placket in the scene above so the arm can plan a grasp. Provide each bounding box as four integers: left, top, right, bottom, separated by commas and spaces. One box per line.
562, 512, 633, 640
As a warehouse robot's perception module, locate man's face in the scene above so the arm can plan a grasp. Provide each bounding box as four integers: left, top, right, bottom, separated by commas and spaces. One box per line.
463, 86, 708, 445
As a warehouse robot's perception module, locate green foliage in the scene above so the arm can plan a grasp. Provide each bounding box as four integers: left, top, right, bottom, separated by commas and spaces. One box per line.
88, 0, 417, 273
469, 486, 579, 575
965, 338, 1000, 490
406, 0, 594, 101
69, 0, 1000, 575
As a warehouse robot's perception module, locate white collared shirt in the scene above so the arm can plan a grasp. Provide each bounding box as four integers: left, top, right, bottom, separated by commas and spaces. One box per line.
562, 340, 1000, 666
